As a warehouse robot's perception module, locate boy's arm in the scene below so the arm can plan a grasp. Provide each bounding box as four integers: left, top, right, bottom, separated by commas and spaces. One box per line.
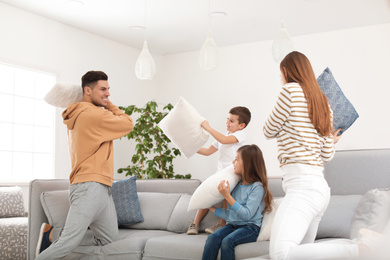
201, 120, 238, 144
197, 145, 218, 156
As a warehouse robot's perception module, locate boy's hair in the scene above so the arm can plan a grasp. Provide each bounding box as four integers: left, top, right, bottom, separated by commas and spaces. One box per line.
81, 71, 108, 92
237, 144, 273, 213
229, 106, 251, 128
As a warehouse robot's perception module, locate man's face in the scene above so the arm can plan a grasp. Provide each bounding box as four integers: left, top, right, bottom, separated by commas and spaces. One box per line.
87, 80, 110, 107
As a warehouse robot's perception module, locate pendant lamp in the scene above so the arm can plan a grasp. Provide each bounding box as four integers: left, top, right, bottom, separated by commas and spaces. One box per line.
199, 29, 219, 70
135, 41, 156, 80
272, 20, 295, 63
135, 0, 155, 80
199, 0, 219, 70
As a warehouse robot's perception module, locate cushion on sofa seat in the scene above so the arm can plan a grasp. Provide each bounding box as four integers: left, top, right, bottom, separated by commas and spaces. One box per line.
258, 198, 283, 241
123, 192, 182, 230
112, 176, 144, 226
0, 217, 28, 260
350, 188, 390, 239
40, 190, 70, 227
188, 165, 241, 211
316, 195, 362, 239
0, 186, 25, 218
158, 96, 209, 158
167, 193, 221, 233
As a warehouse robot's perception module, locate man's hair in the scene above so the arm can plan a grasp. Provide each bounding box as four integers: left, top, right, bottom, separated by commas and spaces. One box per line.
81, 71, 108, 92
229, 106, 251, 128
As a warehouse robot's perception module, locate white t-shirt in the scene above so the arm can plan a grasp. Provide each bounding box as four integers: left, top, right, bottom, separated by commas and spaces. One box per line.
212, 130, 246, 172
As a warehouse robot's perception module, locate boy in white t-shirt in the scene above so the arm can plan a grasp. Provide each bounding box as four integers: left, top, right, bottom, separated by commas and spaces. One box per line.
187, 106, 251, 235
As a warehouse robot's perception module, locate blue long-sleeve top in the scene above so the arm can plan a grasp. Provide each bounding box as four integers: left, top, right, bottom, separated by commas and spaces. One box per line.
214, 181, 265, 227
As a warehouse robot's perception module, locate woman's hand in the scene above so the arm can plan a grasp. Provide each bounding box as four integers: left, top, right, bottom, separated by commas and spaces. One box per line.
332, 128, 342, 144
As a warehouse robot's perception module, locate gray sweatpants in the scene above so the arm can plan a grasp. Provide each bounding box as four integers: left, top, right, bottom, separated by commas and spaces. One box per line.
36, 182, 118, 260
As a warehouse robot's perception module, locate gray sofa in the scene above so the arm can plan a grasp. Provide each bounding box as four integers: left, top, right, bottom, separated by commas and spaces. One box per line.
27, 149, 390, 260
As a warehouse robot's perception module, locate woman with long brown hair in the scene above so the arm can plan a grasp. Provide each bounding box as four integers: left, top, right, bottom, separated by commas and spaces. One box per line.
262, 51, 371, 259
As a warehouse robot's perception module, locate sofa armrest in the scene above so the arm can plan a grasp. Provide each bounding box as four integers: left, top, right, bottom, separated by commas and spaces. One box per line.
27, 179, 70, 260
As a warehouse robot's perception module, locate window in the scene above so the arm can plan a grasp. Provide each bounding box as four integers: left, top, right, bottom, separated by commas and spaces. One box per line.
0, 63, 56, 181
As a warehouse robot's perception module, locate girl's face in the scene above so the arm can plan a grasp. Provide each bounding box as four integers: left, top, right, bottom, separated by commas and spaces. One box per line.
232, 152, 244, 176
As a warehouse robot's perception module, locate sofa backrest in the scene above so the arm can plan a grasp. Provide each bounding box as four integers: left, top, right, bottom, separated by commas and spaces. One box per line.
324, 148, 390, 195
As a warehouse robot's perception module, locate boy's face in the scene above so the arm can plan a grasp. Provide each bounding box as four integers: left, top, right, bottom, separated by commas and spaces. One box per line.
226, 113, 245, 133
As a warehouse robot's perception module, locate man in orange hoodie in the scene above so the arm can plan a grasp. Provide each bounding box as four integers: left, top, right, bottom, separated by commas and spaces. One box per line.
36, 71, 134, 259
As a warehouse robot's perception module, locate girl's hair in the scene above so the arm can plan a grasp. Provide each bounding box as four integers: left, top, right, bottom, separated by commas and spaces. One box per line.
280, 51, 333, 136
237, 144, 273, 213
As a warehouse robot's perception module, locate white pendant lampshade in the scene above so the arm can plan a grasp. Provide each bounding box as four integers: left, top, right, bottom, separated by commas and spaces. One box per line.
135, 40, 156, 80
272, 20, 295, 63
199, 29, 219, 70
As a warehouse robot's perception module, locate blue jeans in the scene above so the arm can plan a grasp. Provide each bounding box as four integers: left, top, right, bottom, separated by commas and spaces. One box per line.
202, 224, 260, 260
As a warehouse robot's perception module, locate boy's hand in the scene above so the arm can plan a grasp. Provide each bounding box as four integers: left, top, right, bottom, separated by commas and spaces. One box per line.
201, 120, 211, 131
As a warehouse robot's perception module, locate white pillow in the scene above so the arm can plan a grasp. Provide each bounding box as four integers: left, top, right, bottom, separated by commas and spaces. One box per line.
44, 82, 83, 108
350, 188, 390, 239
187, 165, 241, 211
158, 97, 209, 158
257, 198, 283, 241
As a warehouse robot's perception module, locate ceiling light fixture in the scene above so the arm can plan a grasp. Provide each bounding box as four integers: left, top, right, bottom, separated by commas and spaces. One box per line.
209, 11, 227, 18
272, 0, 295, 63
135, 0, 156, 80
199, 0, 219, 71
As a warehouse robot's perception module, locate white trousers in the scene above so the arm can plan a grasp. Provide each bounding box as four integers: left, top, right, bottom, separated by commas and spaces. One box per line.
269, 164, 359, 260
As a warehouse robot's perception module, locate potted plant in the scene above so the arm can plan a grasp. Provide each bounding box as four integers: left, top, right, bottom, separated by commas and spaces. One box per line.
117, 100, 191, 179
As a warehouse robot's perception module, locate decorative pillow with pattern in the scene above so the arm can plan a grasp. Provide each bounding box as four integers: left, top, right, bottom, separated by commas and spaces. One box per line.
317, 67, 359, 134
0, 186, 25, 218
112, 176, 144, 226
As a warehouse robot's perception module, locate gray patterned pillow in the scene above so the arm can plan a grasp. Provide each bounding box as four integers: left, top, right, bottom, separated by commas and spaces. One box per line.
0, 186, 25, 218
317, 67, 359, 135
112, 176, 144, 226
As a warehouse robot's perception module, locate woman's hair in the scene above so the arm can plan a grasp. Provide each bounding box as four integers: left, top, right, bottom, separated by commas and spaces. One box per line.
237, 144, 273, 213
280, 51, 333, 136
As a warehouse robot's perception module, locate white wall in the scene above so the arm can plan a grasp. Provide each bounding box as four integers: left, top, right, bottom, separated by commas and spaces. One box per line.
158, 23, 390, 180
1, 3, 389, 188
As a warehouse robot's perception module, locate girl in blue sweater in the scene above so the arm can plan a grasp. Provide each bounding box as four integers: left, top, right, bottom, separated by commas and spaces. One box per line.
202, 144, 273, 260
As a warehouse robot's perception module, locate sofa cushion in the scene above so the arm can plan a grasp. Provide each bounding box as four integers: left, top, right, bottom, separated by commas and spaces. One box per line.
0, 217, 28, 260
258, 198, 283, 241
316, 195, 362, 239
124, 192, 181, 230
167, 193, 220, 233
112, 176, 144, 226
40, 190, 70, 227
350, 188, 390, 239
188, 165, 241, 211
142, 233, 270, 260
158, 96, 209, 158
0, 186, 25, 218
317, 67, 359, 134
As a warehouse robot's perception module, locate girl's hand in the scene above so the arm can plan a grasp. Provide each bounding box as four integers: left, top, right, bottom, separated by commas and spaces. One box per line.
218, 180, 230, 198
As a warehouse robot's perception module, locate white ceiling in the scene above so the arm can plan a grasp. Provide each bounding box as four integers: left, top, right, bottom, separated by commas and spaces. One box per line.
1, 0, 390, 55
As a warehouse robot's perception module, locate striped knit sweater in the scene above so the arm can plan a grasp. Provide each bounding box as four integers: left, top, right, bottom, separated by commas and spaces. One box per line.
263, 83, 335, 168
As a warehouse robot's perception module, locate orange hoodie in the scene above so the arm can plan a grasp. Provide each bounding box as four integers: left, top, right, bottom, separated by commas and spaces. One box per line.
62, 101, 133, 187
